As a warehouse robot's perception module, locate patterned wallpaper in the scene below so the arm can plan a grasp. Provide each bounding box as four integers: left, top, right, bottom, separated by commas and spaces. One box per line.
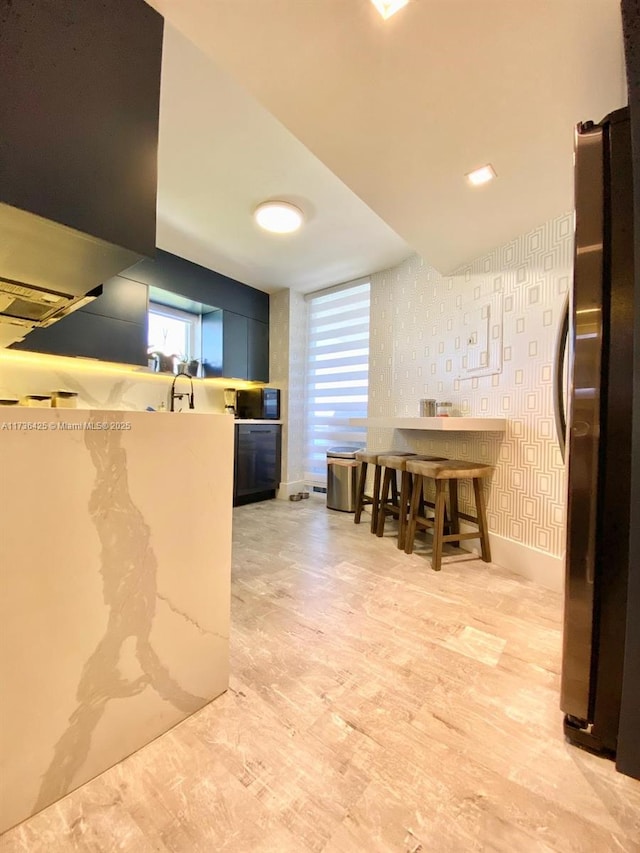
368, 212, 573, 558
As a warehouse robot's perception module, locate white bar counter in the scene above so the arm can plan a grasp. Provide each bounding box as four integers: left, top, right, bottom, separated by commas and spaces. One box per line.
0, 408, 234, 832
349, 417, 507, 431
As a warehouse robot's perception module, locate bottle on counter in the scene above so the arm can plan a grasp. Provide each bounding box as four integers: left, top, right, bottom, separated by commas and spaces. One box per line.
436, 401, 453, 417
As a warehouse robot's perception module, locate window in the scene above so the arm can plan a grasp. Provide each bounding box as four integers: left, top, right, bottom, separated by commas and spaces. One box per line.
148, 303, 200, 364
304, 281, 370, 484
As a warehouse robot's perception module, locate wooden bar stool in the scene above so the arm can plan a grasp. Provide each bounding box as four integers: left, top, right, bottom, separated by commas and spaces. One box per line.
354, 450, 416, 534
376, 454, 448, 550
404, 459, 493, 571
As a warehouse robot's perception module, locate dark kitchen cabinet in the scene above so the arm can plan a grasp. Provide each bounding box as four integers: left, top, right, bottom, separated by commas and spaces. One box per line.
247, 318, 270, 383
202, 310, 270, 381
81, 276, 148, 324
125, 249, 270, 380
11, 276, 148, 365
122, 250, 269, 322
223, 312, 250, 380
234, 424, 282, 506
0, 0, 163, 258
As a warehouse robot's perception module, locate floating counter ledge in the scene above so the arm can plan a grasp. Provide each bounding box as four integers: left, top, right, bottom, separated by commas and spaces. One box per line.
349, 417, 507, 431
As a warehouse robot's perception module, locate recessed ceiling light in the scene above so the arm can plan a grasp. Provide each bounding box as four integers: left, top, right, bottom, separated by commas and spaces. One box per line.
370, 0, 409, 20
466, 164, 497, 187
254, 201, 304, 234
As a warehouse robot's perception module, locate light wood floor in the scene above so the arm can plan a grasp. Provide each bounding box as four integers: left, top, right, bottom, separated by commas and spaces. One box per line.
2, 496, 639, 852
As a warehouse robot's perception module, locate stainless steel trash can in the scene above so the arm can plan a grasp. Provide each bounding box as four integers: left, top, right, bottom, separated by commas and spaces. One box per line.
326, 446, 361, 512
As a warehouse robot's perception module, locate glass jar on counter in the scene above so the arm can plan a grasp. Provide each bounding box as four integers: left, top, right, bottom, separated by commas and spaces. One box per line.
419, 398, 437, 417
436, 401, 453, 417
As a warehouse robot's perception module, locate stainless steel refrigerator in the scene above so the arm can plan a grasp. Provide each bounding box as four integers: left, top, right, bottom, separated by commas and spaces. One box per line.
556, 106, 636, 768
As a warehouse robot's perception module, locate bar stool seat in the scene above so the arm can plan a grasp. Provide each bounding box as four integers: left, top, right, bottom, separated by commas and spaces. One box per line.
354, 449, 416, 534
376, 454, 448, 549
404, 459, 494, 571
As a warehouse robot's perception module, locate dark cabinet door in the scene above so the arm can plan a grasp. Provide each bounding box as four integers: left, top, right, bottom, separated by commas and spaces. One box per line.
223, 312, 249, 380
247, 319, 269, 383
201, 309, 223, 378
82, 276, 148, 324
0, 0, 163, 257
12, 312, 147, 365
202, 311, 269, 381
234, 424, 282, 505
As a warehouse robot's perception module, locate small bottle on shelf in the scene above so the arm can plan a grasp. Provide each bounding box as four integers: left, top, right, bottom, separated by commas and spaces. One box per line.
436, 401, 453, 417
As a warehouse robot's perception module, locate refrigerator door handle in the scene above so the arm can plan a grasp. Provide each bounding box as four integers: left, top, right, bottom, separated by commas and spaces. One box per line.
554, 295, 569, 461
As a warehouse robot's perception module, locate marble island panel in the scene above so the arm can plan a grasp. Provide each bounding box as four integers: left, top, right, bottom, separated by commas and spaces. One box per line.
0, 409, 234, 833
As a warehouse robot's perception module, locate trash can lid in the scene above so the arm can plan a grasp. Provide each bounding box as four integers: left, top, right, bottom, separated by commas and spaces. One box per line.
326, 445, 363, 459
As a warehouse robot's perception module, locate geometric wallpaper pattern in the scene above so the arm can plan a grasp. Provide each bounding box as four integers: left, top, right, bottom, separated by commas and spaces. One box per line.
368, 212, 573, 558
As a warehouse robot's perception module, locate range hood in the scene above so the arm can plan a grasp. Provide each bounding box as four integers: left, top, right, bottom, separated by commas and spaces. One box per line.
0, 203, 143, 347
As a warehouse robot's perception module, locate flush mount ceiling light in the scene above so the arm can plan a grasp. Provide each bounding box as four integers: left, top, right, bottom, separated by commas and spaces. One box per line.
466, 164, 497, 187
370, 0, 409, 20
254, 201, 304, 234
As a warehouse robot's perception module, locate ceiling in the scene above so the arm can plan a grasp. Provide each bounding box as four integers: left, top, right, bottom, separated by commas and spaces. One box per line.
148, 0, 627, 294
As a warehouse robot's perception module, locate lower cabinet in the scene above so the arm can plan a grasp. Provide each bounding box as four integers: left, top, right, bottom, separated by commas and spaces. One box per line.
233, 423, 282, 506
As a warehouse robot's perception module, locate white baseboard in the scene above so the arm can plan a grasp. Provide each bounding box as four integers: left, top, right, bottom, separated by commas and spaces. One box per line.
459, 524, 564, 591
277, 480, 306, 500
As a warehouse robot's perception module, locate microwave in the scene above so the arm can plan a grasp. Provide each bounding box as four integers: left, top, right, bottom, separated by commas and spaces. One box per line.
236, 387, 280, 420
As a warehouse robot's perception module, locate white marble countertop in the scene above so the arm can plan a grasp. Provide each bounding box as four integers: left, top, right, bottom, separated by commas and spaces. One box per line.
349, 417, 507, 431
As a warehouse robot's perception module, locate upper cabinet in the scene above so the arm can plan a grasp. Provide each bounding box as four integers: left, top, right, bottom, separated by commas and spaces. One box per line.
0, 0, 163, 349
247, 318, 270, 383
10, 277, 149, 366
122, 250, 269, 322
125, 250, 271, 382
0, 0, 163, 258
201, 311, 269, 382
7, 244, 270, 377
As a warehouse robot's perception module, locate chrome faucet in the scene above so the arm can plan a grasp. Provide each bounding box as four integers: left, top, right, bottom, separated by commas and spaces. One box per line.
169, 373, 194, 412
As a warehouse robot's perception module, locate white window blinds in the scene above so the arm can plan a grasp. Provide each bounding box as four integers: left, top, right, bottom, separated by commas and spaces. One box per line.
304, 281, 370, 483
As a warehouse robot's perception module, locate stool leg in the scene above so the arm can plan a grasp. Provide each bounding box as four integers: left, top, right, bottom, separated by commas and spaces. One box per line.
473, 478, 492, 562
391, 471, 399, 505
370, 464, 382, 534
431, 479, 446, 571
404, 475, 423, 555
449, 479, 460, 547
354, 461, 368, 524
376, 467, 393, 537
397, 470, 411, 550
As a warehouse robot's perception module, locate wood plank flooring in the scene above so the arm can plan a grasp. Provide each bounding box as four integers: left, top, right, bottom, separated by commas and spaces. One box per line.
2, 496, 639, 852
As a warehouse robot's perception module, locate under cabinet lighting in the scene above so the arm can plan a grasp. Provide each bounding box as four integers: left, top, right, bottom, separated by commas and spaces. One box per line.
370, 0, 409, 20
254, 201, 304, 234
466, 164, 497, 186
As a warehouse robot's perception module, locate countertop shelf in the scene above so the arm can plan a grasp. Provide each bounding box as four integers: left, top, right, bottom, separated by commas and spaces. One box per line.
349, 417, 507, 431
